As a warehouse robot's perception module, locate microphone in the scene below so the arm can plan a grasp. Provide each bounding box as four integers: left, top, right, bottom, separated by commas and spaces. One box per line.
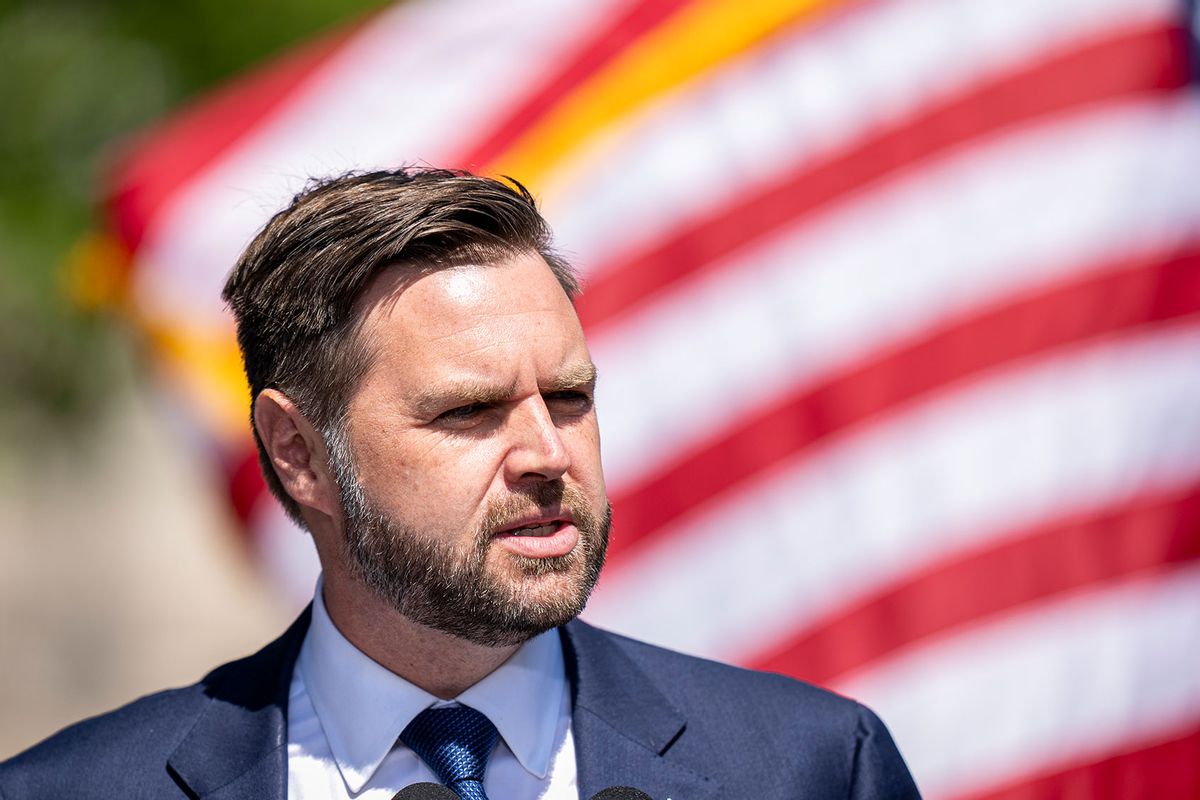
391, 783, 459, 800
589, 788, 653, 800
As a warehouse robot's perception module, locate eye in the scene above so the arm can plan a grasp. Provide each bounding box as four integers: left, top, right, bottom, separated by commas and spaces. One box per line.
544, 390, 593, 415
435, 403, 490, 427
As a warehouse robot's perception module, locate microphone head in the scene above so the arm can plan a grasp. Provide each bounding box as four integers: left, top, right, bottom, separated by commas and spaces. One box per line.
589, 788, 654, 800
391, 783, 460, 800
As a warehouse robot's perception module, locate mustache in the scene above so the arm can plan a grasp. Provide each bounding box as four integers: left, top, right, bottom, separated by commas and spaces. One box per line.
478, 481, 593, 538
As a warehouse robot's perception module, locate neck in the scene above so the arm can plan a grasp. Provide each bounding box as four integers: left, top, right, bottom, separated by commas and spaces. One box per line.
319, 569, 519, 699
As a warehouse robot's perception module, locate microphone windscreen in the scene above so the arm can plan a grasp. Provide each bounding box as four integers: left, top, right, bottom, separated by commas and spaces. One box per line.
391, 783, 460, 800
589, 788, 653, 800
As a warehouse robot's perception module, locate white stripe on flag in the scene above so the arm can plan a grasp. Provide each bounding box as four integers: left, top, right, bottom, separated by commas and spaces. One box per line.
837, 564, 1200, 798
592, 97, 1200, 489
542, 0, 1178, 272
584, 322, 1200, 661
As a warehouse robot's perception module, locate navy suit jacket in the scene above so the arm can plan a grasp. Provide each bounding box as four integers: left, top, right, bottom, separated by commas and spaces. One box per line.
0, 610, 920, 799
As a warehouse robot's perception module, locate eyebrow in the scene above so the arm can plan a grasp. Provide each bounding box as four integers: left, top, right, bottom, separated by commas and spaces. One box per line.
410, 379, 519, 418
410, 362, 598, 417
543, 361, 598, 392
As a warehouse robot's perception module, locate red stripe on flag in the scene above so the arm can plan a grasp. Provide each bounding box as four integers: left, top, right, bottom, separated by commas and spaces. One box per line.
106, 17, 370, 251
747, 484, 1200, 685
605, 244, 1200, 567
954, 725, 1200, 800
453, 0, 696, 171
577, 24, 1190, 333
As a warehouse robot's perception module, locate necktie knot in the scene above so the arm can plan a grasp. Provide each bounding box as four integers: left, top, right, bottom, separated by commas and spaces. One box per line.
401, 705, 498, 800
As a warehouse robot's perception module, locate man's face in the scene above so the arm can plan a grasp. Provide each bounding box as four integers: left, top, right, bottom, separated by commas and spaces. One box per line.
330, 252, 610, 646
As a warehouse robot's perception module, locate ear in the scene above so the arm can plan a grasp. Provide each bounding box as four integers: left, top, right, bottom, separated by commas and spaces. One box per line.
253, 389, 342, 519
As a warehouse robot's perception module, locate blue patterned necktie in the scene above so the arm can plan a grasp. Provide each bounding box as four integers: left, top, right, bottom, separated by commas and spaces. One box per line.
400, 705, 499, 800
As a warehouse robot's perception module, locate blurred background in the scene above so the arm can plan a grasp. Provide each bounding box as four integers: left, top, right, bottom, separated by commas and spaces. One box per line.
0, 0, 385, 757
2, 0, 1198, 797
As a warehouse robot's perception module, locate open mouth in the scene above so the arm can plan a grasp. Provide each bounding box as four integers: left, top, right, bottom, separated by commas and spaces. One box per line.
496, 519, 567, 538
492, 515, 579, 559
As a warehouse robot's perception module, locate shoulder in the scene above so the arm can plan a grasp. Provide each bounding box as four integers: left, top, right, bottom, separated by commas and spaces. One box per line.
0, 683, 209, 798
0, 610, 309, 799
582, 621, 868, 734
564, 620, 921, 798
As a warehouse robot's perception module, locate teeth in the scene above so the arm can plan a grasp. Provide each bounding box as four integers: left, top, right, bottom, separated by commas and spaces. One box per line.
511, 523, 556, 537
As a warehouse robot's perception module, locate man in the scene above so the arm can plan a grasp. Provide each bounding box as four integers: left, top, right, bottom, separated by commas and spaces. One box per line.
0, 169, 919, 799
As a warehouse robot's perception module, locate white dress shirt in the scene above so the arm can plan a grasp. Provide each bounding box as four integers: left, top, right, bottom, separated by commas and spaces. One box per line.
287, 582, 579, 799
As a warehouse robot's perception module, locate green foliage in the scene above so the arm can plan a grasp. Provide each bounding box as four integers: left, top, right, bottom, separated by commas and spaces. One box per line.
0, 0, 390, 440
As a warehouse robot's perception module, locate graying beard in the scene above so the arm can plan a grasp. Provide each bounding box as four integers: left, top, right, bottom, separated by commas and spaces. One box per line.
321, 421, 608, 647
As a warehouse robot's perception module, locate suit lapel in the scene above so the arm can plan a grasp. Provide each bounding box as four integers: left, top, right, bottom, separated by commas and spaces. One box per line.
162, 610, 718, 799
563, 621, 720, 800
167, 607, 311, 800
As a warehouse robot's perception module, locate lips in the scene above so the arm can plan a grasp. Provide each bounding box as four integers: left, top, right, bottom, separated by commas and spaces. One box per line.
493, 515, 578, 559
495, 516, 570, 537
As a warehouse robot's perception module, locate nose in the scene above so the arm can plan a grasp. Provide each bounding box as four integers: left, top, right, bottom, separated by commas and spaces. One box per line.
503, 396, 571, 484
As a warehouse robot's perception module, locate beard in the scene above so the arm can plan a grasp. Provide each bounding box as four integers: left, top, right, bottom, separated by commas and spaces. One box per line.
328, 442, 611, 647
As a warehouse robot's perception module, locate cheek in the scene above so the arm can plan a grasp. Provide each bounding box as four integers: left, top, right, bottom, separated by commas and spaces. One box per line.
347, 430, 451, 517
568, 419, 606, 491
402, 441, 511, 513
351, 434, 416, 496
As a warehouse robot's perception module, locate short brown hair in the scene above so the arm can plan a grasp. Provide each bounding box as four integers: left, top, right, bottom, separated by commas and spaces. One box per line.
222, 167, 578, 524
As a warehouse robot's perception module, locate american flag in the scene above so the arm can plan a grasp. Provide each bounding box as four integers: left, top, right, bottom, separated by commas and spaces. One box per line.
102, 0, 1200, 796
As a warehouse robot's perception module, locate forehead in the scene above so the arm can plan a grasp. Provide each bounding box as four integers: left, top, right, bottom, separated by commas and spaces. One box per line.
354, 253, 589, 389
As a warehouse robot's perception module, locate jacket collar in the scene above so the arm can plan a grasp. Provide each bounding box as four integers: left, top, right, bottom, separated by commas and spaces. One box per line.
563, 619, 719, 800
167, 607, 310, 799
165, 611, 718, 800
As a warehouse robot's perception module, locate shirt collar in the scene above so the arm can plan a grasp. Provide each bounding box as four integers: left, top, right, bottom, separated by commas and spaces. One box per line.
298, 579, 568, 793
